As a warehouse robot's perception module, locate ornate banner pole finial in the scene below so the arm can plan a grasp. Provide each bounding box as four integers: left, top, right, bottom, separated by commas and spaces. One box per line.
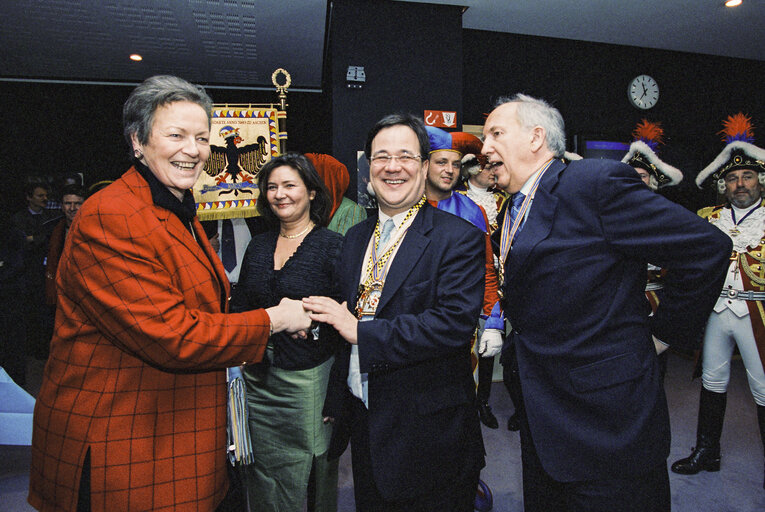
272, 68, 290, 111
272, 68, 291, 153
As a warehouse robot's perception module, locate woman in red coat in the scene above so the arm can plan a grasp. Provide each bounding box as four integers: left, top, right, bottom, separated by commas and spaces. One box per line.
28, 75, 311, 511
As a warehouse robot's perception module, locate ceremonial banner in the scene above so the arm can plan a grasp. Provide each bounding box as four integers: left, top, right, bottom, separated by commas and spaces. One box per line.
194, 107, 282, 221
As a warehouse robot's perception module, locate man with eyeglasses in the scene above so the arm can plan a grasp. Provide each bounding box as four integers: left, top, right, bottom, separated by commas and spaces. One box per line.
304, 113, 486, 511
424, 126, 504, 431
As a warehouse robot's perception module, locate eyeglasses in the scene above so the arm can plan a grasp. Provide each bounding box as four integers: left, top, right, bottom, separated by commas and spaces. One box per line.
370, 154, 422, 167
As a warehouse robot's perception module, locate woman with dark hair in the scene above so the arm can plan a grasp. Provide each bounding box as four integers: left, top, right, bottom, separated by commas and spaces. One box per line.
231, 152, 343, 511
28, 75, 310, 511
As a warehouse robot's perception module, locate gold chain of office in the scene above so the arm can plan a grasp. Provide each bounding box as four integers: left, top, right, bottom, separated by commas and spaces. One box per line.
360, 195, 426, 286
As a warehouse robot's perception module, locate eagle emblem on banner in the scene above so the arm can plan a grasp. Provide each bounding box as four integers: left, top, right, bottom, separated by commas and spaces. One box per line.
204, 126, 269, 196
193, 108, 281, 221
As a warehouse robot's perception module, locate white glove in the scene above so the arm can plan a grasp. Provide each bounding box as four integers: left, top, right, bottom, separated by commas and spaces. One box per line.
478, 328, 504, 357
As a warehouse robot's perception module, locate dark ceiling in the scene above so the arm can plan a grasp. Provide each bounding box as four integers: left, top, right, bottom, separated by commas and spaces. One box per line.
0, 0, 328, 90
1, 0, 762, 91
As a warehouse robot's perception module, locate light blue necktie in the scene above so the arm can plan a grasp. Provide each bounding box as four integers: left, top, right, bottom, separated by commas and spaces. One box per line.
377, 218, 395, 256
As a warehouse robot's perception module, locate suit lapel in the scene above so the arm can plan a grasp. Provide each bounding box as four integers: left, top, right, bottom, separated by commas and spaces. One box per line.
505, 160, 564, 283
344, 217, 377, 306
375, 204, 432, 314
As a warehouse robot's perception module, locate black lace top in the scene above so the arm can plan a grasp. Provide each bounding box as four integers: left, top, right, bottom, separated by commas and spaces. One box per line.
230, 227, 344, 370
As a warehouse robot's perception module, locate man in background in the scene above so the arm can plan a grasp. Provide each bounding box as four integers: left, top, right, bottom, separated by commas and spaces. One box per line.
44, 185, 86, 307
13, 183, 58, 360
425, 126, 504, 429
672, 113, 765, 490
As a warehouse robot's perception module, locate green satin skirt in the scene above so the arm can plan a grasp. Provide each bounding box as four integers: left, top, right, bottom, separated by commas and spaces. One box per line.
243, 354, 337, 512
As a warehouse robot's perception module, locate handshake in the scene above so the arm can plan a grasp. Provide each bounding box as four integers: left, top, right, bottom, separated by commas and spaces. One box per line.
266, 296, 359, 345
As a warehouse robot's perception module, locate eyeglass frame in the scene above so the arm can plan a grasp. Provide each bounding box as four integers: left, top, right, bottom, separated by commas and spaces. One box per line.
369, 153, 424, 167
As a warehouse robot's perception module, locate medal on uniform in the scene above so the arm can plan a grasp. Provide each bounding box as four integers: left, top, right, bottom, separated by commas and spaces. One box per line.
729, 204, 760, 237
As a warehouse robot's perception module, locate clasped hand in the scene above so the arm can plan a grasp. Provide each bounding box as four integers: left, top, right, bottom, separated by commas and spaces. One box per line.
265, 297, 311, 336
302, 296, 359, 345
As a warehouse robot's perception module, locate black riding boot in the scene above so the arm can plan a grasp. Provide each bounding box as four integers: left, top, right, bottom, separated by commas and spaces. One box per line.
671, 387, 727, 475
476, 356, 498, 429
757, 405, 765, 490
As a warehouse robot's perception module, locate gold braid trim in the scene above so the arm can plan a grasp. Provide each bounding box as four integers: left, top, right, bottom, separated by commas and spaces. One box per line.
746, 241, 765, 262
739, 252, 765, 287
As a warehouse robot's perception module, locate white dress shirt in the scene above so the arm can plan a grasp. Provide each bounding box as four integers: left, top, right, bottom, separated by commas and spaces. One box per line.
348, 208, 418, 406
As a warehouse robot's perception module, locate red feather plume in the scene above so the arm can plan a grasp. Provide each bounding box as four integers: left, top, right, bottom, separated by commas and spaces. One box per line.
718, 113, 755, 144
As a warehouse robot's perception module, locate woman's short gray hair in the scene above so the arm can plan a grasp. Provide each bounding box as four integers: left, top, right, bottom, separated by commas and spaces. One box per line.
493, 93, 566, 158
123, 75, 213, 151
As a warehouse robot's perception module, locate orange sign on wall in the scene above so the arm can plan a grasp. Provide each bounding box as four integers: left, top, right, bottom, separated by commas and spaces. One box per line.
424, 110, 457, 128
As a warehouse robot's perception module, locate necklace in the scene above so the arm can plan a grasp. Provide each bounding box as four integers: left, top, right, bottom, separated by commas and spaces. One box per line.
280, 222, 314, 239
729, 203, 760, 236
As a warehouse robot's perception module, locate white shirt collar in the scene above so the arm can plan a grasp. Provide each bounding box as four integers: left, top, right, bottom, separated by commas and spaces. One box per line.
519, 168, 544, 197
377, 208, 410, 229
731, 202, 760, 217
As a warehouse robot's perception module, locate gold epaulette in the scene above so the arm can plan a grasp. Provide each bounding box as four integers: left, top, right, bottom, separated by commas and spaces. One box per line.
697, 204, 724, 219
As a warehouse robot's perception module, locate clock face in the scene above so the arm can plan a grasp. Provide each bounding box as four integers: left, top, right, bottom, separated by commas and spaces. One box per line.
628, 75, 659, 110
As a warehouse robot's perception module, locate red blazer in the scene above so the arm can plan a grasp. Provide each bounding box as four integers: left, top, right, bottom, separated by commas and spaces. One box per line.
29, 167, 270, 511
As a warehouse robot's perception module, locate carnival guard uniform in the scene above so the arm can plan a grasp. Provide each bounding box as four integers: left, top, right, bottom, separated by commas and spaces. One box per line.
621, 120, 684, 316
672, 113, 765, 490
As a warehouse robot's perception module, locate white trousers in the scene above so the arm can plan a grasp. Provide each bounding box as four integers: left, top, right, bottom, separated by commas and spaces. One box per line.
702, 308, 765, 405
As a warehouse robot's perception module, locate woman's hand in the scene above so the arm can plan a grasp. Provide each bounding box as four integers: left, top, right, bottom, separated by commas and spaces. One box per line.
266, 297, 312, 334
302, 296, 358, 344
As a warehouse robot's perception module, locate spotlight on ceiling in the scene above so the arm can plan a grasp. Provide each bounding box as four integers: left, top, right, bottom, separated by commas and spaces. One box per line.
129, 54, 143, 62
725, 0, 742, 7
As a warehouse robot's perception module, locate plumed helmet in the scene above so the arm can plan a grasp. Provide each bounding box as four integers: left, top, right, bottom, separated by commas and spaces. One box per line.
621, 120, 683, 188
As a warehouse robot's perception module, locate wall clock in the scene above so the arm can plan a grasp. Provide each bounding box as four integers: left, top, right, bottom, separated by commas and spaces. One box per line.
628, 74, 659, 110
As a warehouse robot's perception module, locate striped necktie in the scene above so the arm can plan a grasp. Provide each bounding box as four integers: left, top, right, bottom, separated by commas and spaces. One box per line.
509, 192, 526, 234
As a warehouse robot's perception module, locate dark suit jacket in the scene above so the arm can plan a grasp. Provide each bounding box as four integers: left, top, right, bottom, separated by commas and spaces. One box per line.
324, 203, 486, 500
500, 158, 731, 482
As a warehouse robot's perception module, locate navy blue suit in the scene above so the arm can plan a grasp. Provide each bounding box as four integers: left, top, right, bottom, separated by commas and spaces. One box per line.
500, 158, 730, 496
324, 203, 485, 505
